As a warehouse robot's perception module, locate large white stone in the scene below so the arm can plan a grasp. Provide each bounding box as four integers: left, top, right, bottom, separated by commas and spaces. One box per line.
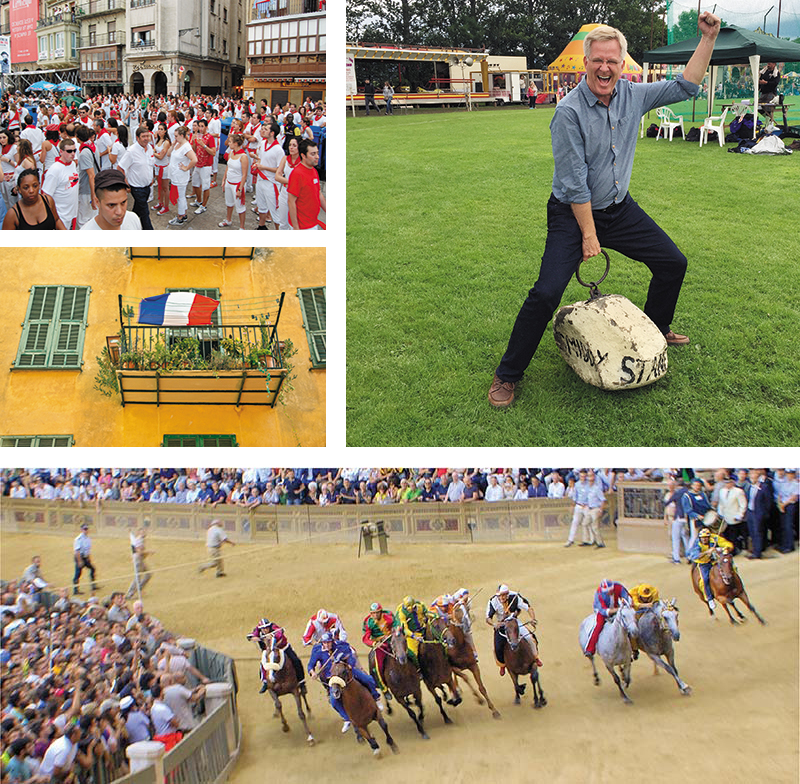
553, 294, 668, 390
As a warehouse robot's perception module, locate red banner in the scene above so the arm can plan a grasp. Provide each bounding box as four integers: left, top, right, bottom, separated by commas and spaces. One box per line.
10, 0, 39, 64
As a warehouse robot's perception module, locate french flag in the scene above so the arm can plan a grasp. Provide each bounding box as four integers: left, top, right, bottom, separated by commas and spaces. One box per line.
138, 292, 219, 326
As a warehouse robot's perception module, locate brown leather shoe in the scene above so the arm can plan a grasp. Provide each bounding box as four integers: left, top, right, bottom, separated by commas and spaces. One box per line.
488, 374, 516, 407
665, 330, 690, 345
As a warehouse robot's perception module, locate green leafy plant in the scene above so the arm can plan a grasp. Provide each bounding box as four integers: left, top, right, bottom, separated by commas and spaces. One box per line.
93, 347, 119, 398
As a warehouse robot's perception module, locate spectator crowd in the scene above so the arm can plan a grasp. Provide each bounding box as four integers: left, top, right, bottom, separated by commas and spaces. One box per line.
0, 91, 326, 231
0, 581, 211, 783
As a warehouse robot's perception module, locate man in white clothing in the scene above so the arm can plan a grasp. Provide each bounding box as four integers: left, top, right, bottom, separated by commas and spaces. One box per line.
718, 474, 747, 553
254, 122, 283, 230
39, 724, 81, 779
198, 519, 235, 577
80, 169, 142, 230
42, 138, 79, 229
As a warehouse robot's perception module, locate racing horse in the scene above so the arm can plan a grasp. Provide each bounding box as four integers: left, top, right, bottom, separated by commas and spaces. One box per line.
634, 599, 692, 696
418, 615, 461, 725
443, 604, 501, 719
691, 550, 766, 625
329, 659, 398, 758
370, 626, 429, 739
579, 604, 638, 704
500, 616, 546, 708
261, 634, 315, 744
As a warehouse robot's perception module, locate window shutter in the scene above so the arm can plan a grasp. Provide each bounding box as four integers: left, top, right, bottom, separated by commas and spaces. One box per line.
15, 286, 89, 369
297, 286, 326, 368
162, 434, 238, 447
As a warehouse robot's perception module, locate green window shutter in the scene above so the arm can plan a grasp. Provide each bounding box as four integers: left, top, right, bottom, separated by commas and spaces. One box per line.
297, 286, 326, 368
15, 286, 89, 369
1, 435, 74, 447
162, 434, 238, 447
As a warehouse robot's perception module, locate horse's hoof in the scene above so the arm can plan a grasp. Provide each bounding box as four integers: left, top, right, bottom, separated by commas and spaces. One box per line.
541, 697, 548, 706
593, 677, 600, 687
282, 725, 290, 733
356, 735, 365, 744
444, 716, 453, 725
681, 687, 692, 696
475, 697, 484, 705
492, 710, 501, 719
422, 732, 430, 740
514, 696, 521, 705
307, 736, 315, 745
624, 699, 633, 705
373, 749, 381, 758
390, 743, 399, 754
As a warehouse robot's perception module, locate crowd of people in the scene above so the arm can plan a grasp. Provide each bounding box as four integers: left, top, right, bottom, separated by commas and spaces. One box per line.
0, 580, 212, 783
2, 467, 674, 506
0, 91, 326, 231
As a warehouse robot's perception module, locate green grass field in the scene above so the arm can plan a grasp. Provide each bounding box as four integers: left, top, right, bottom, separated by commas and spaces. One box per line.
346, 103, 800, 447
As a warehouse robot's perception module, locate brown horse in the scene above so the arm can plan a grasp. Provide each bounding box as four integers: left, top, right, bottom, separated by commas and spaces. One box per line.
261, 636, 315, 744
691, 552, 767, 625
369, 627, 429, 739
443, 605, 501, 720
418, 615, 461, 724
329, 660, 398, 758
502, 617, 547, 708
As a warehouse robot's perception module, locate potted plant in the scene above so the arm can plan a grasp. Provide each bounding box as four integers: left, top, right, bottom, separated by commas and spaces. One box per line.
93, 347, 119, 398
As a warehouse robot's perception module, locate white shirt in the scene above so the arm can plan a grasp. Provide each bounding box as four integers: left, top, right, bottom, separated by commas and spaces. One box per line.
163, 683, 197, 730
95, 132, 113, 170
41, 160, 79, 224
74, 531, 92, 556
118, 141, 154, 187
20, 126, 45, 154
206, 524, 228, 548
150, 699, 176, 736
259, 140, 283, 184
80, 212, 142, 230
485, 481, 504, 502
39, 734, 77, 776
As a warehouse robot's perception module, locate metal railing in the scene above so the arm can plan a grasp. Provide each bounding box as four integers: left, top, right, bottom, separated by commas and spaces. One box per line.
119, 324, 284, 372
129, 0, 156, 7
80, 33, 123, 47
37, 16, 81, 29
251, 0, 322, 21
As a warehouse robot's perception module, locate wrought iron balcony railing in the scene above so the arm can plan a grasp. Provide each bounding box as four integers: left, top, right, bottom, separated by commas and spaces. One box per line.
114, 323, 289, 407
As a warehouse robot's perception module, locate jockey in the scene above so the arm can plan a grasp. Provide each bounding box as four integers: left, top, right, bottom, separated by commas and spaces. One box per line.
246, 617, 306, 694
628, 583, 660, 659
308, 632, 384, 733
361, 602, 398, 694
429, 593, 455, 620
302, 608, 347, 646
584, 580, 631, 658
485, 584, 542, 675
452, 587, 479, 660
395, 595, 432, 667
687, 528, 733, 611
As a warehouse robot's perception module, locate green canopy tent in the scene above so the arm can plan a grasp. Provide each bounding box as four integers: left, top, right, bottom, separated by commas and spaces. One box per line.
643, 26, 800, 138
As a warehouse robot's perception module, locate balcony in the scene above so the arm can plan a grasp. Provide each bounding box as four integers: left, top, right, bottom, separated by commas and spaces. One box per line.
37, 15, 81, 30
74, 0, 125, 19
252, 0, 324, 21
110, 324, 291, 407
79, 33, 123, 48
249, 60, 326, 79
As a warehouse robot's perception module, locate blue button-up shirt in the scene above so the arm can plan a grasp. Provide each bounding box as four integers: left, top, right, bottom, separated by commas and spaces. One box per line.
573, 479, 591, 506
551, 75, 700, 209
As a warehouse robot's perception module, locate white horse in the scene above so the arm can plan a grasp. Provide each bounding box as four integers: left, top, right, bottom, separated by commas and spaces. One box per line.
634, 599, 692, 696
579, 604, 638, 704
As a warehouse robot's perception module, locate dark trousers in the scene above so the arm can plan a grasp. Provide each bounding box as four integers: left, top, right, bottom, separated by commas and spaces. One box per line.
129, 185, 154, 230
747, 510, 764, 557
725, 521, 746, 555
496, 193, 688, 383
781, 502, 798, 552
73, 555, 96, 590
364, 96, 379, 115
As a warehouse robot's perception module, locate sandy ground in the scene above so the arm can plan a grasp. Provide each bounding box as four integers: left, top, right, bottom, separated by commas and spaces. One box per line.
1, 531, 797, 784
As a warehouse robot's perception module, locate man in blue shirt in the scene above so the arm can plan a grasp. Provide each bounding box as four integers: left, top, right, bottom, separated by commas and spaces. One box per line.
489, 14, 722, 408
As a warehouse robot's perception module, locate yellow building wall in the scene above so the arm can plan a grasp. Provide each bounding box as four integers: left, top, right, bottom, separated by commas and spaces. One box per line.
0, 247, 325, 447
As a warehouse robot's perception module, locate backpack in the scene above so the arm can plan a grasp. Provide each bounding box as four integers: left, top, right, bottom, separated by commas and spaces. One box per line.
685, 127, 701, 142
646, 123, 659, 138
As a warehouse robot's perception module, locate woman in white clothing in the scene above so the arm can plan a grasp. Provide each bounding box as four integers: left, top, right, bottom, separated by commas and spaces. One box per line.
274, 136, 301, 231
109, 124, 128, 170
152, 122, 171, 215
167, 125, 196, 226
0, 130, 18, 210
218, 133, 249, 230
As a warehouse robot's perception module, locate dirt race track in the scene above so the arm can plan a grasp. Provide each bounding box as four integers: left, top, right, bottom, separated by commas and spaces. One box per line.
2, 531, 798, 784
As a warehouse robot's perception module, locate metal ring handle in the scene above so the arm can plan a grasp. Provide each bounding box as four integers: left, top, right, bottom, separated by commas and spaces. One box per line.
575, 249, 611, 290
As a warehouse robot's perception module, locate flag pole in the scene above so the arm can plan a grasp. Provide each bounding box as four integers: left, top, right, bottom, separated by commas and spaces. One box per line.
130, 531, 143, 604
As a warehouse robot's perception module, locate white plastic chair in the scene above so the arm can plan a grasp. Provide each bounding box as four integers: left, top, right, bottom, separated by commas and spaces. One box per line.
699, 107, 729, 147
656, 106, 684, 141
